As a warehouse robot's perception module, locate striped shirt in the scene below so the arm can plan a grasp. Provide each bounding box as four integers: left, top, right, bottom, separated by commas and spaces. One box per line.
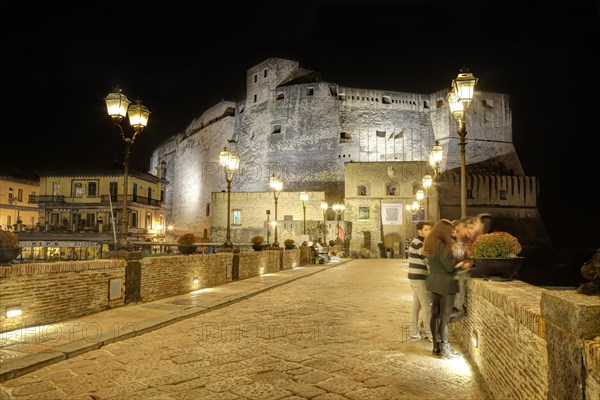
408, 235, 428, 280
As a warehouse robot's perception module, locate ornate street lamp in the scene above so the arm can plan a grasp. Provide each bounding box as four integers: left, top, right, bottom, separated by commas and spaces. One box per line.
320, 201, 329, 243
422, 175, 433, 221
104, 86, 150, 249
269, 174, 283, 247
448, 68, 478, 218
332, 203, 345, 242
219, 146, 240, 248
300, 192, 309, 235
429, 140, 444, 178
415, 189, 424, 202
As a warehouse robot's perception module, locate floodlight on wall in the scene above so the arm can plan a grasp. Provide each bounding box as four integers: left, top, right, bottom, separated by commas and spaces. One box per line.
6, 306, 22, 318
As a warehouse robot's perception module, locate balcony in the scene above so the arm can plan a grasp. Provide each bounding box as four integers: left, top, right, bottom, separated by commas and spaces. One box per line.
29, 194, 163, 207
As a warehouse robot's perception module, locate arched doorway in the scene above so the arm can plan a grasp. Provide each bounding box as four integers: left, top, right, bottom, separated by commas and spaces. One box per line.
383, 233, 403, 258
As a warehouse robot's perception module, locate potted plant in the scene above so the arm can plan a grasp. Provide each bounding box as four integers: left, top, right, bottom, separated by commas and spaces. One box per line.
250, 235, 265, 251
472, 231, 524, 280
284, 239, 296, 250
0, 230, 21, 264
177, 233, 197, 255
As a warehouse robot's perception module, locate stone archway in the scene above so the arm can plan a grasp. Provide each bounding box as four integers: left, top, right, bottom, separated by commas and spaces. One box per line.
383, 232, 403, 258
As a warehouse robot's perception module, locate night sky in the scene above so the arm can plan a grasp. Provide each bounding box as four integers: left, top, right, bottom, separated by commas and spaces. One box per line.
4, 1, 599, 250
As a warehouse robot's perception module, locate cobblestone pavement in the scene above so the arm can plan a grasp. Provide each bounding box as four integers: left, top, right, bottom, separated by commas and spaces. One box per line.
0, 259, 492, 399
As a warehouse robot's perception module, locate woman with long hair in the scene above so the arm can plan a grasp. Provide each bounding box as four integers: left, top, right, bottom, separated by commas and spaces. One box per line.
423, 219, 472, 358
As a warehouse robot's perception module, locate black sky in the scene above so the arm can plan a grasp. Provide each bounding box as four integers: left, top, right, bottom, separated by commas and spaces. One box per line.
4, 0, 599, 250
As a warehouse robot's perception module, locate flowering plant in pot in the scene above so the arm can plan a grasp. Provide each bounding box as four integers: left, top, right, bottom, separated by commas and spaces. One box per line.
0, 230, 21, 264
472, 231, 524, 279
250, 235, 265, 251
177, 233, 197, 254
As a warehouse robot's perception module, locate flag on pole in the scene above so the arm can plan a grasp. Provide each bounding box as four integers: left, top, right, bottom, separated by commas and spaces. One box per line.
338, 225, 345, 241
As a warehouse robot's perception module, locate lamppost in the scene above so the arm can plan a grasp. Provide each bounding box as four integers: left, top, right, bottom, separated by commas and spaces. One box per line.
104, 86, 150, 249
266, 210, 271, 245
300, 192, 309, 235
219, 146, 240, 248
269, 174, 283, 247
448, 68, 478, 218
332, 203, 345, 242
320, 201, 329, 243
422, 174, 433, 221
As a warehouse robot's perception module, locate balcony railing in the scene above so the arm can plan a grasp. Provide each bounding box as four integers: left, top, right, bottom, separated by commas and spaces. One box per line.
28, 194, 163, 207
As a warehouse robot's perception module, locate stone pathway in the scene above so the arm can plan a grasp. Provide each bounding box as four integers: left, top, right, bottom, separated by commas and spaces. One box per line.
0, 259, 492, 399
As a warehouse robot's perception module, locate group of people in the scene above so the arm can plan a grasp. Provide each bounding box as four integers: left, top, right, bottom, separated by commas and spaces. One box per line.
407, 213, 493, 359
311, 237, 330, 263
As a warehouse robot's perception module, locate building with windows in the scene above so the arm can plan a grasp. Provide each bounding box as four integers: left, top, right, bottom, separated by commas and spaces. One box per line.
0, 175, 39, 231
28, 169, 167, 241
13, 169, 168, 262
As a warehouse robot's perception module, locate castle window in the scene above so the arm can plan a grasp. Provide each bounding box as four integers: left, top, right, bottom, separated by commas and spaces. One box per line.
358, 207, 370, 220
500, 190, 507, 200
358, 185, 368, 196
206, 203, 210, 217
276, 93, 284, 100
131, 211, 138, 228
382, 96, 391, 104
232, 210, 241, 226
263, 69, 268, 78
17, 189, 23, 202
424, 100, 430, 108
253, 94, 257, 103
340, 132, 352, 142
387, 185, 397, 196
253, 74, 257, 83
307, 87, 314, 96
436, 99, 445, 108
273, 124, 281, 134
467, 189, 474, 199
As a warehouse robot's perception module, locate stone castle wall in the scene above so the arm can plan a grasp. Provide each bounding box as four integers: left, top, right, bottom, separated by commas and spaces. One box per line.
150, 58, 521, 238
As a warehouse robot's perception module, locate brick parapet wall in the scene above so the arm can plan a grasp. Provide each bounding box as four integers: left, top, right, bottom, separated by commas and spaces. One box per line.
453, 279, 600, 400
540, 290, 600, 400
451, 278, 549, 399
583, 338, 600, 400
140, 253, 231, 302
0, 249, 303, 334
0, 260, 126, 333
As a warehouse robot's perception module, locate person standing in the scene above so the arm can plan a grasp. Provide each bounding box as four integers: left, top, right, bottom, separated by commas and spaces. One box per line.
424, 219, 472, 358
451, 217, 475, 319
407, 221, 433, 341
